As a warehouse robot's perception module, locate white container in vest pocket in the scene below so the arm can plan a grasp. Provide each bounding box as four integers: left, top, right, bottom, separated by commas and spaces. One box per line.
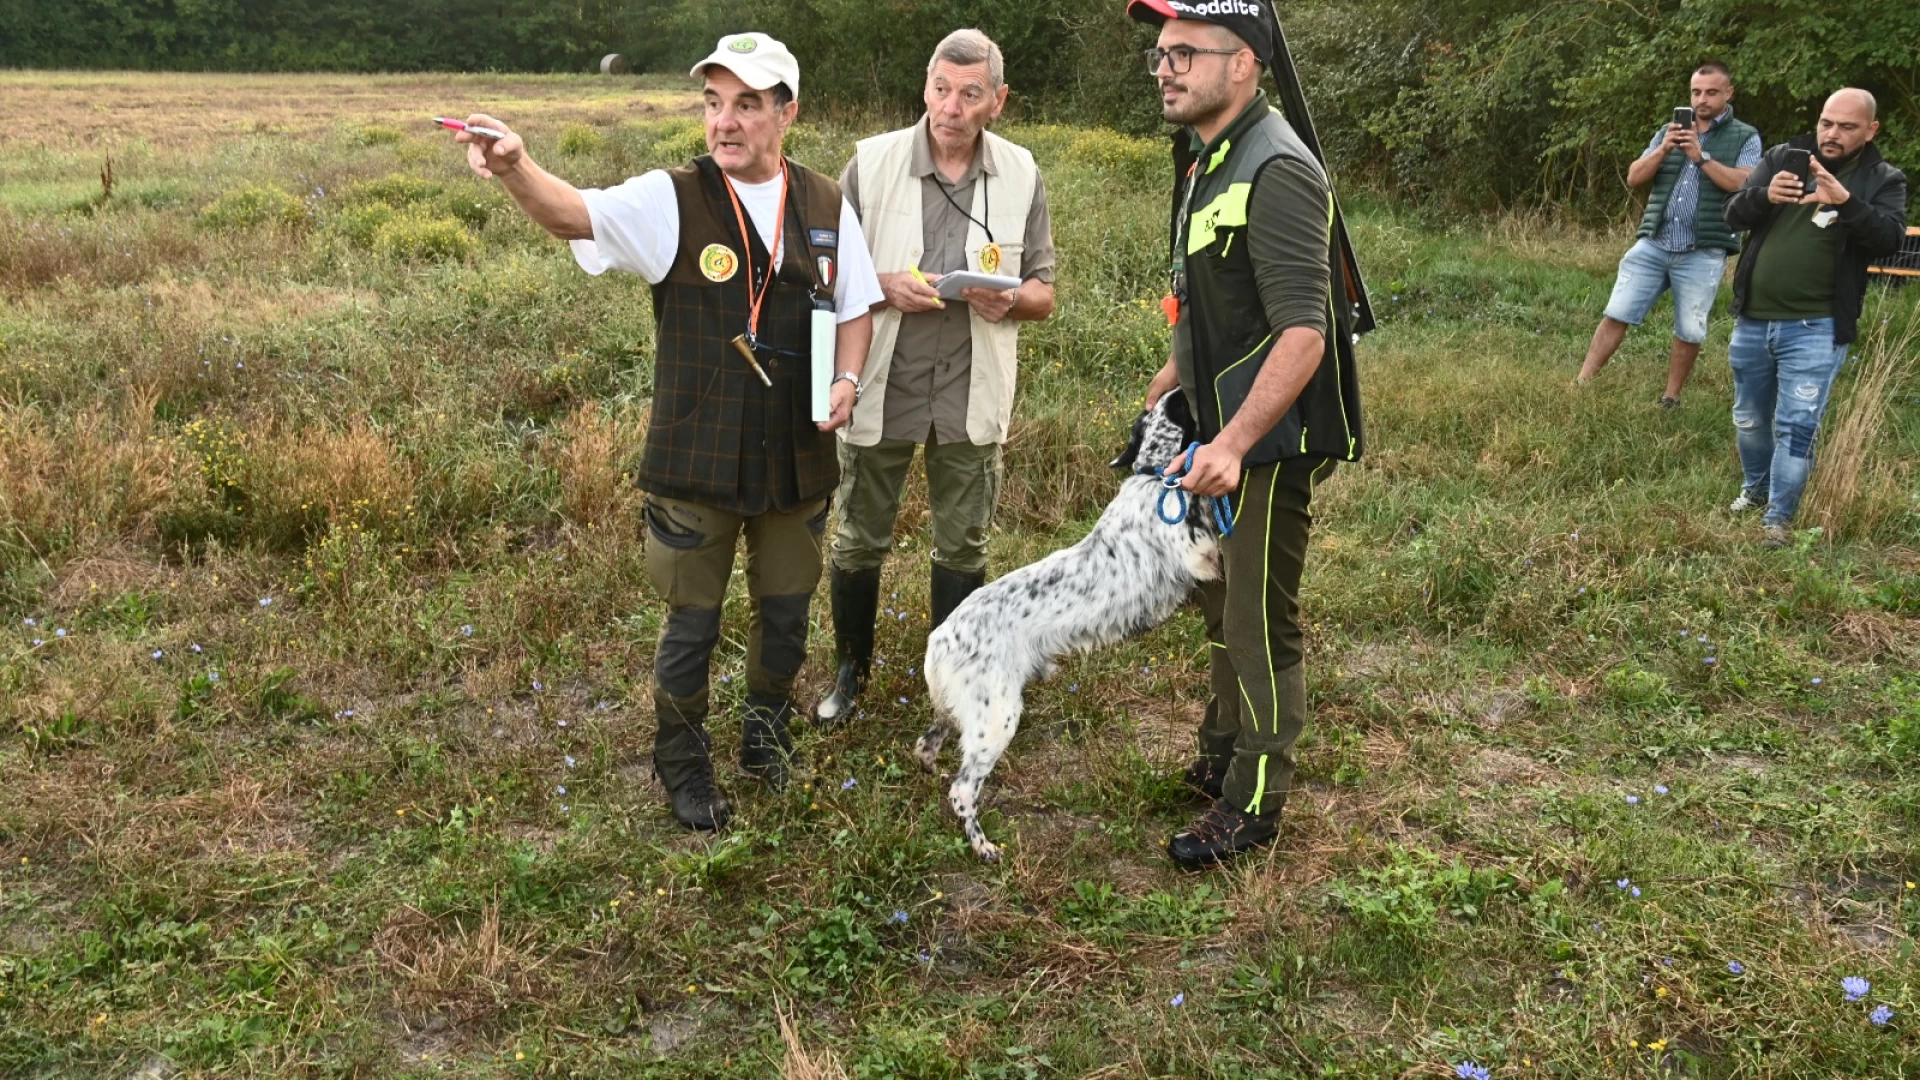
810, 297, 835, 423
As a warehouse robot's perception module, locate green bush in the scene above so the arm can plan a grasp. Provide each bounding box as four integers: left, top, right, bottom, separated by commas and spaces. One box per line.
198, 186, 307, 231
372, 212, 476, 262
329, 203, 396, 248
346, 173, 444, 209
1062, 127, 1166, 184
556, 122, 606, 156
437, 189, 494, 230
355, 124, 405, 146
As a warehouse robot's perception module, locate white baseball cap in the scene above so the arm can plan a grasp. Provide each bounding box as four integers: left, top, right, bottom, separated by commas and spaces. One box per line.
689, 33, 801, 101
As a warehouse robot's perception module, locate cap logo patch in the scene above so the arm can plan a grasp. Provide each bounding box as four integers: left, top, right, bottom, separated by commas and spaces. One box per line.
728, 38, 758, 53
700, 243, 739, 282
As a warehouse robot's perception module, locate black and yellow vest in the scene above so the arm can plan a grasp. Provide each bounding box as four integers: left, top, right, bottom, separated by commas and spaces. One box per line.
1169, 94, 1363, 469
1635, 113, 1759, 254
645, 156, 844, 515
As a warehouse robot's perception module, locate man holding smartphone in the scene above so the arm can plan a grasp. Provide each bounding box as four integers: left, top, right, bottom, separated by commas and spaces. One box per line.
451, 34, 884, 831
1578, 62, 1761, 406
1721, 89, 1907, 547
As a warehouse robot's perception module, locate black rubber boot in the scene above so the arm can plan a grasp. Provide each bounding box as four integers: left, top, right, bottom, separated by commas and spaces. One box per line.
1166, 797, 1281, 871
739, 694, 796, 790
929, 564, 987, 632
652, 708, 731, 832
813, 566, 881, 729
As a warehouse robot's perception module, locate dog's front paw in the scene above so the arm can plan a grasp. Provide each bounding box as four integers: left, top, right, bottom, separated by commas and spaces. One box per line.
972, 838, 1001, 862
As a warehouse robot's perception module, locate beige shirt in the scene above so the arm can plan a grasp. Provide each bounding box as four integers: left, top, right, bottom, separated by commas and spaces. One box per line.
842, 116, 1057, 445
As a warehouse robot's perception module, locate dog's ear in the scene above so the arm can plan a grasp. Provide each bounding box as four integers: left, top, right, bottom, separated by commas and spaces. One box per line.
1161, 386, 1195, 442
1110, 406, 1151, 470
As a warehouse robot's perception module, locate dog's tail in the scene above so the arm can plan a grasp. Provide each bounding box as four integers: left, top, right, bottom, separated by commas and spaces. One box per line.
922, 624, 954, 713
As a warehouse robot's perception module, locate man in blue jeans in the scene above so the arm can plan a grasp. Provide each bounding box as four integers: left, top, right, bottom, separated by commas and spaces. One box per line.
1578, 62, 1760, 406
1722, 89, 1907, 547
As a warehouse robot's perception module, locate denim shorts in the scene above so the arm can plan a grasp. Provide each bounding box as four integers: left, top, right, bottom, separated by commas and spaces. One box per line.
1603, 239, 1727, 344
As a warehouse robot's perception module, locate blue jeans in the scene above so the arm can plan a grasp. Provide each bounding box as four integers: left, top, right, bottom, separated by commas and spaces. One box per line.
1728, 317, 1849, 526
1603, 239, 1727, 344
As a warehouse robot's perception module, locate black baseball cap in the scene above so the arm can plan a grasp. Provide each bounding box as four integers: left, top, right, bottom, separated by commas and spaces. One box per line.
1127, 0, 1279, 68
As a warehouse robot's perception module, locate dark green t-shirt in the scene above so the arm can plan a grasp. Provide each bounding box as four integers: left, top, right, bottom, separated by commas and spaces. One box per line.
1744, 158, 1860, 321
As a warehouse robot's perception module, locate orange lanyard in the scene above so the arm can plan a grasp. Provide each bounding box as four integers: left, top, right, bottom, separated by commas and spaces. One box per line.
722, 164, 789, 343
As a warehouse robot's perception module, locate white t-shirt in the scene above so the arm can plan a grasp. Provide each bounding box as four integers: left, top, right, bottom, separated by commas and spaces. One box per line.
571, 170, 884, 324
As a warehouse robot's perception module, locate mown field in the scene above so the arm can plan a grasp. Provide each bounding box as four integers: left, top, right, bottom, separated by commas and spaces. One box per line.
2, 71, 1919, 1078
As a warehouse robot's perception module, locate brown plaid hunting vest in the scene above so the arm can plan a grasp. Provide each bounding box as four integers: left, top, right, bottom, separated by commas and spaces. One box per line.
644, 156, 844, 515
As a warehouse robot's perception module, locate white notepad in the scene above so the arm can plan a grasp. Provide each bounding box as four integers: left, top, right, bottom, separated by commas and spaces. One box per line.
934, 271, 1023, 300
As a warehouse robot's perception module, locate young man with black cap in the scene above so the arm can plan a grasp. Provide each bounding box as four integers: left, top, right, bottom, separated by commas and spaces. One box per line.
450, 33, 884, 832
1128, 0, 1367, 869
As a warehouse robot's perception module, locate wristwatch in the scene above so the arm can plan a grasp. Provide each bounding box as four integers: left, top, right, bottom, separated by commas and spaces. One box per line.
832, 371, 864, 402
1699, 150, 1713, 162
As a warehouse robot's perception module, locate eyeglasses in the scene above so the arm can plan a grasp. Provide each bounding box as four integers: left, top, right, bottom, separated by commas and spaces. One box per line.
1143, 45, 1244, 75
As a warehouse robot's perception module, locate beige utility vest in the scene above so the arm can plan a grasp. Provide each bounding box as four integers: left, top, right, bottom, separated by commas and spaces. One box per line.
846, 125, 1038, 447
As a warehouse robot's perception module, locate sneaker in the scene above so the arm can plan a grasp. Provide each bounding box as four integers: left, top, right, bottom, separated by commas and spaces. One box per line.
1763, 523, 1792, 549
1166, 798, 1281, 871
1728, 489, 1766, 513
1659, 396, 1680, 410
1178, 757, 1227, 803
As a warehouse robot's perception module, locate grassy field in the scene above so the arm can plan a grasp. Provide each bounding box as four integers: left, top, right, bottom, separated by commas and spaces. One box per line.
2, 70, 1919, 1078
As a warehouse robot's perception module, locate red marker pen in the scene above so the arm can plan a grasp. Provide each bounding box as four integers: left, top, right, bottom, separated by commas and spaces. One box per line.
432, 117, 507, 140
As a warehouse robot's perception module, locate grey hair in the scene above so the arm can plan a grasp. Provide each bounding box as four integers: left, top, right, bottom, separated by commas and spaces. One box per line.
928, 28, 1004, 89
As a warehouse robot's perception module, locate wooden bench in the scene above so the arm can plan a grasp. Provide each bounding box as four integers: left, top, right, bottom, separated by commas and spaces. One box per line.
1868, 225, 1920, 279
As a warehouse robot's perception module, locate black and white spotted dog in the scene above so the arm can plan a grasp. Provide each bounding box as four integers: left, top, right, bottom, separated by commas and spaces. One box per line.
919, 388, 1225, 860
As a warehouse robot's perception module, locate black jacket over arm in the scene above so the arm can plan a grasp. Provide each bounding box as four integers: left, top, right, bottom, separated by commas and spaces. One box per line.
1724, 135, 1908, 345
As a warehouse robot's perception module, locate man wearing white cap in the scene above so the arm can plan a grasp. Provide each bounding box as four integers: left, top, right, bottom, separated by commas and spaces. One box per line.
451, 33, 884, 833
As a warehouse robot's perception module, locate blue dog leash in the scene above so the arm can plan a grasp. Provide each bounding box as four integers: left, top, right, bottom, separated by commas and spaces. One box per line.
1152, 442, 1236, 537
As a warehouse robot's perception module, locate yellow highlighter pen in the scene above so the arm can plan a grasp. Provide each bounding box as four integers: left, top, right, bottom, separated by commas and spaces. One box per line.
910, 265, 945, 308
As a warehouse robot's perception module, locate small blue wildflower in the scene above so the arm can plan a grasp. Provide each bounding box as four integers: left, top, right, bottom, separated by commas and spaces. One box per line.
891, 910, 909, 924
532, 680, 544, 692
259, 597, 272, 607
151, 650, 164, 660
1578, 587, 1587, 595
208, 672, 219, 682
561, 805, 569, 813
1703, 657, 1718, 665
557, 719, 568, 728
1728, 961, 1744, 975
1617, 878, 1631, 890
916, 950, 933, 964
1068, 683, 1078, 693
1696, 636, 1708, 644
908, 667, 916, 675
1871, 1004, 1894, 1027
1626, 795, 1640, 805
460, 625, 473, 636
842, 778, 856, 790
31, 638, 42, 646
720, 675, 730, 684
1169, 993, 1185, 1007
875, 658, 885, 666
1843, 976, 1870, 1002
1811, 677, 1822, 685
1631, 887, 1641, 898
898, 696, 909, 704
565, 756, 576, 768
190, 643, 203, 654
1662, 957, 1673, 967
1654, 785, 1669, 795
555, 785, 566, 795
1455, 1064, 1491, 1080
55, 628, 67, 638
22, 618, 34, 627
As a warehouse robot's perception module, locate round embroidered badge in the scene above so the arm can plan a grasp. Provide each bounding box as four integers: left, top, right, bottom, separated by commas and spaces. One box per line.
978, 242, 1002, 275
699, 243, 739, 282
728, 37, 758, 53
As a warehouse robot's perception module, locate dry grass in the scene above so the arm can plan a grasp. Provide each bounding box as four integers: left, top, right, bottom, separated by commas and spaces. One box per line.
1806, 300, 1920, 541
777, 1000, 850, 1080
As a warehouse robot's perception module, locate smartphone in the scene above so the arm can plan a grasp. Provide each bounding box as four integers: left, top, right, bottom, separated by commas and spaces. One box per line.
1672, 106, 1695, 129
1784, 148, 1813, 195
432, 117, 507, 140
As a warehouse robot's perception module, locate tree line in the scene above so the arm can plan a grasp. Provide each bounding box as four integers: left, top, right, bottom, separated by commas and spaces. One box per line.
4, 0, 1914, 212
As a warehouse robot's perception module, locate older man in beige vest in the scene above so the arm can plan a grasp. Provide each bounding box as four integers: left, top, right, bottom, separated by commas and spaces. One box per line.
813, 28, 1057, 726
